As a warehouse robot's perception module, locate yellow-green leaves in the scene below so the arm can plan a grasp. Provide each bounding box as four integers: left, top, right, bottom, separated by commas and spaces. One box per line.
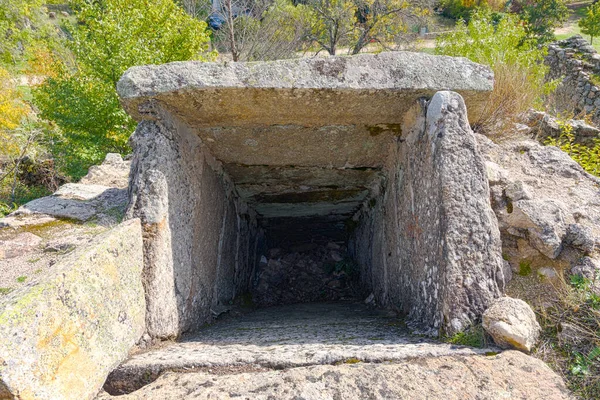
0, 67, 29, 158
579, 1, 600, 45
34, 0, 214, 179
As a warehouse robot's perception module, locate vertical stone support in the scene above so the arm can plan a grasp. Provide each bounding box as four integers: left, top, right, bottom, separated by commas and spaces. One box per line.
126, 108, 258, 339
352, 91, 505, 336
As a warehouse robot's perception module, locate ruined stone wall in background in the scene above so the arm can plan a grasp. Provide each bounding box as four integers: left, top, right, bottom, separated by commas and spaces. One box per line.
350, 92, 506, 336
546, 36, 600, 124
126, 107, 260, 340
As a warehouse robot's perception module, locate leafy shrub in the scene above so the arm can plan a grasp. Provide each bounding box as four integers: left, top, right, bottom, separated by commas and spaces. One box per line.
34, 0, 215, 179
439, 0, 506, 20
545, 126, 600, 177
436, 9, 550, 134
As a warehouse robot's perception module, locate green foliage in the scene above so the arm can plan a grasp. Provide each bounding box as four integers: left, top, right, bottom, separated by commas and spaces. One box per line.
16, 276, 27, 283
0, 287, 13, 295
436, 9, 544, 75
517, 0, 569, 44
436, 9, 550, 132
0, 202, 17, 217
570, 274, 591, 291
579, 2, 600, 45
518, 259, 533, 276
0, 0, 47, 66
572, 347, 600, 376
439, 0, 506, 20
446, 324, 487, 348
545, 122, 600, 177
34, 0, 214, 179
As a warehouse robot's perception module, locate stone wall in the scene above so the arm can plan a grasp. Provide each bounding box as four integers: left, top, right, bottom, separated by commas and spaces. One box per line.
350, 92, 505, 336
546, 35, 600, 124
126, 106, 260, 340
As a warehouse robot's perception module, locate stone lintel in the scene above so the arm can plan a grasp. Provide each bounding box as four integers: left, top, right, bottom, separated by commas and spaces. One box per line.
118, 52, 493, 126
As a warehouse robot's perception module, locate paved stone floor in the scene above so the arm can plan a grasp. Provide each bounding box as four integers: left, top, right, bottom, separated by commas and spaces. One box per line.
103, 302, 495, 395
100, 302, 572, 399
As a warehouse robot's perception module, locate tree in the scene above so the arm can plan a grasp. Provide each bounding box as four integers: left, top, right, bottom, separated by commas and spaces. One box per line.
207, 0, 312, 61
34, 0, 214, 178
579, 1, 600, 45
305, 0, 355, 55
349, 0, 431, 55
305, 0, 431, 56
512, 0, 569, 44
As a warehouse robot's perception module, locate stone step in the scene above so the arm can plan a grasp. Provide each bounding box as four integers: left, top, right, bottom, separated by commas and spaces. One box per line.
104, 303, 496, 395
99, 351, 571, 400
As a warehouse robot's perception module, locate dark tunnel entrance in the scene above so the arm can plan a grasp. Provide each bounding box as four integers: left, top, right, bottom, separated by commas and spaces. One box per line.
251, 218, 360, 307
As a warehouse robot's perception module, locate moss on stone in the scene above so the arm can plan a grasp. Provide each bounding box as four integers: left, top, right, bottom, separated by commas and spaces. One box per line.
518, 260, 533, 277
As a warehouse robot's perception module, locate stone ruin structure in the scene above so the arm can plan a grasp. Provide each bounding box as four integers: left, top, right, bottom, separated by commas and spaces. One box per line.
546, 35, 600, 124
117, 52, 505, 339
4, 51, 595, 399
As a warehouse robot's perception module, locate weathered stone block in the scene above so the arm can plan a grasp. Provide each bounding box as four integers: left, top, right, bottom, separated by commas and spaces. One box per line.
351, 91, 504, 336
0, 219, 145, 400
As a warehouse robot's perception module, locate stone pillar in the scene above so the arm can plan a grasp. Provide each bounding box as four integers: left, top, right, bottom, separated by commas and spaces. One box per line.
126, 114, 257, 339
352, 91, 505, 336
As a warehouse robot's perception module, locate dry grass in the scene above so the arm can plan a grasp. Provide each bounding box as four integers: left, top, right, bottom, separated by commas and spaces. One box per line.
472, 62, 544, 138
534, 274, 600, 399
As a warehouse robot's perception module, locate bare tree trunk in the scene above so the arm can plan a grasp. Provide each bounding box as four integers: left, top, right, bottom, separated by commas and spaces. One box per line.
224, 0, 239, 61
182, 0, 197, 16
352, 28, 370, 55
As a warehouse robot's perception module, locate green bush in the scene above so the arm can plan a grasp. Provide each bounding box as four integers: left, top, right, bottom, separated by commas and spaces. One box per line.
34, 0, 215, 179
439, 0, 507, 20
545, 122, 600, 177
436, 9, 550, 134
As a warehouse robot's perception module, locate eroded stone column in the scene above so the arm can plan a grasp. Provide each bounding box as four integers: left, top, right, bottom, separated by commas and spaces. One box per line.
126, 112, 258, 339
352, 91, 505, 336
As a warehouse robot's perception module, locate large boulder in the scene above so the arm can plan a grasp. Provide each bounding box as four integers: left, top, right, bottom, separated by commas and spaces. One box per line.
0, 219, 145, 400
483, 297, 541, 353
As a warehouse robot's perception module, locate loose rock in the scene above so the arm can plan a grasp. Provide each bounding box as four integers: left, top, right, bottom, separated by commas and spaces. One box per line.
483, 297, 541, 353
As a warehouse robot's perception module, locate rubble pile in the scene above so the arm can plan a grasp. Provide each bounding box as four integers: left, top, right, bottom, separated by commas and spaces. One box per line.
253, 242, 359, 306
